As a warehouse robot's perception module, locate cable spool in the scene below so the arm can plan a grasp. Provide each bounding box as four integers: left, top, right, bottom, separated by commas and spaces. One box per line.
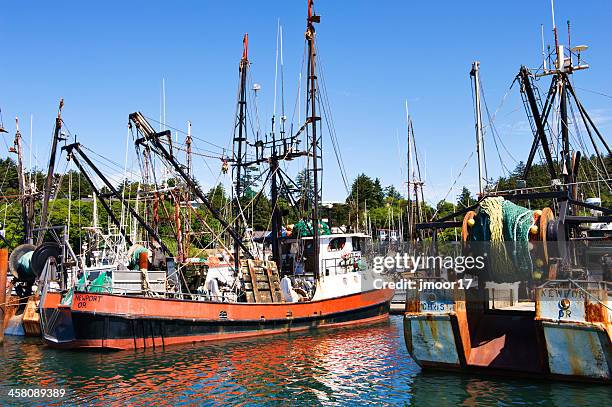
539, 208, 554, 241
31, 242, 62, 277
9, 244, 36, 281
461, 211, 477, 241
546, 219, 559, 241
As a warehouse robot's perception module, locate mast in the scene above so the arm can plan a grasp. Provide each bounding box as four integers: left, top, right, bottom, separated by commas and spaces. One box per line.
410, 119, 423, 236
405, 101, 413, 241
184, 121, 192, 259
37, 99, 64, 244
232, 16, 312, 269
560, 74, 571, 184
186, 121, 193, 178
306, 0, 321, 278
514, 0, 612, 217
269, 23, 283, 269
550, 0, 572, 188
270, 135, 281, 268
12, 118, 32, 243
233, 33, 249, 271
470, 62, 485, 196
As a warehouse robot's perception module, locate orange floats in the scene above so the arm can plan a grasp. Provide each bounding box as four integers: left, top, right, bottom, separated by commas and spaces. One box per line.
461, 211, 477, 242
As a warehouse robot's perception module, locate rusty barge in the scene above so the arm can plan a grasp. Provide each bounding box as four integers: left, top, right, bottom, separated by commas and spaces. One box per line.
403, 11, 611, 383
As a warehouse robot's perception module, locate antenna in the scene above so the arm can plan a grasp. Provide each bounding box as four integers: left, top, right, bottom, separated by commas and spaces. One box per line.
541, 24, 547, 71
567, 20, 572, 66
537, 7, 589, 77
252, 83, 261, 144
405, 100, 413, 240
551, 0, 559, 55
298, 72, 302, 127
280, 23, 286, 137
29, 114, 33, 185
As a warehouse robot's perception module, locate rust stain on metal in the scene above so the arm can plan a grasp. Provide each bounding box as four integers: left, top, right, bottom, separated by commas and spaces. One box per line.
405, 300, 420, 313
556, 322, 608, 378
22, 295, 41, 336
565, 328, 582, 376
454, 301, 472, 361
469, 335, 506, 366
585, 301, 606, 323
0, 248, 8, 344
425, 315, 439, 340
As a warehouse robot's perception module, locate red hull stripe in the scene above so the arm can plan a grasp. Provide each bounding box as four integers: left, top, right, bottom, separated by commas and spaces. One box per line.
54, 289, 393, 321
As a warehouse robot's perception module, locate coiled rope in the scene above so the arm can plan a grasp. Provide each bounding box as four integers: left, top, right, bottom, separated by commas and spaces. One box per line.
473, 197, 536, 281
479, 197, 505, 242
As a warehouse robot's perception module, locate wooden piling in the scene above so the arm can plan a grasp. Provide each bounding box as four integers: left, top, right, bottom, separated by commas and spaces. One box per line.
0, 248, 8, 344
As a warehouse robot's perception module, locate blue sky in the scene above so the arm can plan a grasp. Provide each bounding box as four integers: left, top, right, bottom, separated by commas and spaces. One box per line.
1, 1, 611, 204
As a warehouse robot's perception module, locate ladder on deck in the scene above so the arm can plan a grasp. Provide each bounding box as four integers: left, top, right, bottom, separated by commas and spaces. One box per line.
520, 78, 558, 161
240, 259, 282, 303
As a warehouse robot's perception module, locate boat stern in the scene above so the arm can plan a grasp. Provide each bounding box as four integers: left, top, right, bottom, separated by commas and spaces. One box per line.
536, 282, 612, 382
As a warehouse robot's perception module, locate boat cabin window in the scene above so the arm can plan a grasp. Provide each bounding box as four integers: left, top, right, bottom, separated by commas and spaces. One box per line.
328, 237, 346, 251
352, 237, 361, 252
304, 241, 314, 255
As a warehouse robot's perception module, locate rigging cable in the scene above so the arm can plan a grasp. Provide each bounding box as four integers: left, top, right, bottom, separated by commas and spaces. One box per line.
430, 151, 475, 220
316, 52, 351, 197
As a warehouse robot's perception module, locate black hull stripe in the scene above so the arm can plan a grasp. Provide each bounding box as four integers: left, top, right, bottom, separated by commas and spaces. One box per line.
68, 301, 390, 341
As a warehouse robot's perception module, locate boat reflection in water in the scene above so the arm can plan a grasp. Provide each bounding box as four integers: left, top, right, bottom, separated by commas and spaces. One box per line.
1, 317, 610, 406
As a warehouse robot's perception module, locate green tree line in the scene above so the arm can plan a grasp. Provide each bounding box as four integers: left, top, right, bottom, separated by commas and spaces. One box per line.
0, 153, 608, 250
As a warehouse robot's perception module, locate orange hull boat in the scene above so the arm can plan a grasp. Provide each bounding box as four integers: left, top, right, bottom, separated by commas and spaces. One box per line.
41, 289, 393, 350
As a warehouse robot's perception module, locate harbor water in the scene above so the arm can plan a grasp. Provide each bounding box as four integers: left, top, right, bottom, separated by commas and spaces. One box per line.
1, 316, 610, 406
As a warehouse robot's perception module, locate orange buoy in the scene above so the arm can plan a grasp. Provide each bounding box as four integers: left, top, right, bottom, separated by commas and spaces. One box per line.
539, 207, 555, 263
139, 251, 149, 271
461, 211, 477, 242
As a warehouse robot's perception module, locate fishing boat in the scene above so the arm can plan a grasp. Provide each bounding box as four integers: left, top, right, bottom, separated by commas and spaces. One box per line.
403, 12, 611, 383
39, 0, 393, 350
2, 103, 73, 339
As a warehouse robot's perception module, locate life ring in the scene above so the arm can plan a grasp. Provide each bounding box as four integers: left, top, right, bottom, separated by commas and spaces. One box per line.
339, 252, 351, 268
